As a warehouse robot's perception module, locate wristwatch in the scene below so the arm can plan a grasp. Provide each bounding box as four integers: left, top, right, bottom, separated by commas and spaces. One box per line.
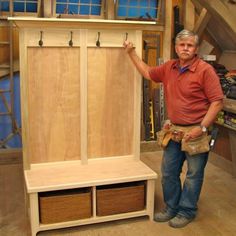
200, 125, 207, 133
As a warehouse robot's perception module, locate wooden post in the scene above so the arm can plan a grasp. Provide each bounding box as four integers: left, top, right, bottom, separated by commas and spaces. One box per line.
42, 0, 54, 17
105, 0, 115, 20
183, 0, 195, 31
163, 0, 172, 61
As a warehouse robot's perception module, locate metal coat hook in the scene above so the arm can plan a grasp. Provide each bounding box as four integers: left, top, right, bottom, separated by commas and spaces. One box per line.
69, 31, 73, 47
125, 32, 128, 41
96, 32, 100, 47
38, 31, 43, 47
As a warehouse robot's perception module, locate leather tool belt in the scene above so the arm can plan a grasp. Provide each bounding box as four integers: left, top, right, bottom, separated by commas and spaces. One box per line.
157, 123, 211, 156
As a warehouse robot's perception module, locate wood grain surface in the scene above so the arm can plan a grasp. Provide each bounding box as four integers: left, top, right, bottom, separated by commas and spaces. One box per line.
87, 48, 135, 158
27, 47, 81, 163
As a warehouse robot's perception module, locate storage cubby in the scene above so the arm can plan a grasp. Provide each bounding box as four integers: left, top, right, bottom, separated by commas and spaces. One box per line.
9, 17, 158, 235
39, 188, 92, 224
96, 181, 146, 216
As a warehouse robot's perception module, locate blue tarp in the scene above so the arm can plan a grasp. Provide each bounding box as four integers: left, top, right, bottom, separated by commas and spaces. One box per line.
0, 72, 22, 148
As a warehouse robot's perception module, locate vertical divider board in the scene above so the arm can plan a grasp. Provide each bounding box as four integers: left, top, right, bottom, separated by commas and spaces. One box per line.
9, 18, 158, 235
92, 186, 97, 217
80, 29, 88, 164
19, 27, 30, 169
133, 30, 142, 160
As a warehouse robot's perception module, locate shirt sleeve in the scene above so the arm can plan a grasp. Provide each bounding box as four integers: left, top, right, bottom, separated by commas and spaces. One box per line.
202, 66, 224, 102
148, 64, 166, 83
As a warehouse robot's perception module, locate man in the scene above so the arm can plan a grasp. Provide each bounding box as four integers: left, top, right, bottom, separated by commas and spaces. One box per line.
123, 29, 223, 228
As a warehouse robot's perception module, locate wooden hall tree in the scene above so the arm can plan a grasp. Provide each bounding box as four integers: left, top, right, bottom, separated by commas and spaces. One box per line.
9, 17, 157, 235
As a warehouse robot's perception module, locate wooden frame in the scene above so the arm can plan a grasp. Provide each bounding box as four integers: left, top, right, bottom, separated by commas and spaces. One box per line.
52, 0, 105, 19
9, 17, 158, 235
17, 26, 142, 166
0, 0, 41, 17
115, 0, 164, 23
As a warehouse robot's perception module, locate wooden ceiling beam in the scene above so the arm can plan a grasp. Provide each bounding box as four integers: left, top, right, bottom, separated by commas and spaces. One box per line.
193, 8, 211, 38
190, 0, 203, 14
191, 0, 236, 35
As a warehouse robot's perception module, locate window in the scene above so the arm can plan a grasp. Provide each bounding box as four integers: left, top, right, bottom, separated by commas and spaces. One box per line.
116, 0, 161, 21
55, 0, 103, 17
0, 0, 38, 13
0, 1, 9, 12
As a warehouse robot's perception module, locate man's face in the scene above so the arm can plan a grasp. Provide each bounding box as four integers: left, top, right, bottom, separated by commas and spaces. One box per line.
175, 36, 198, 62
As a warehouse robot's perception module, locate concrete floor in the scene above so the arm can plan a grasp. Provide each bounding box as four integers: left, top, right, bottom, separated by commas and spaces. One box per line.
1, 151, 236, 236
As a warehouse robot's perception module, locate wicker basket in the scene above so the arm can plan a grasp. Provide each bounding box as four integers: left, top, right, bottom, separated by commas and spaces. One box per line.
96, 181, 145, 216
39, 188, 92, 224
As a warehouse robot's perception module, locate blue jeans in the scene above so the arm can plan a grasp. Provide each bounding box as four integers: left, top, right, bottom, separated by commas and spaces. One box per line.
161, 140, 208, 219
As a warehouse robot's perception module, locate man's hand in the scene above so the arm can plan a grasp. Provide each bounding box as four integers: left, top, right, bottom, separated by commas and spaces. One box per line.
122, 40, 152, 80
123, 40, 134, 54
183, 126, 204, 142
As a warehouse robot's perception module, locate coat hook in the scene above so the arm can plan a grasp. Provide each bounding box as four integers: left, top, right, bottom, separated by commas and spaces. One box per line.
69, 31, 73, 47
38, 31, 43, 47
96, 32, 100, 47
125, 32, 128, 41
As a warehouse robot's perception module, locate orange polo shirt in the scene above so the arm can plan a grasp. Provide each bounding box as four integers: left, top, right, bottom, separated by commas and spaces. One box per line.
149, 56, 224, 125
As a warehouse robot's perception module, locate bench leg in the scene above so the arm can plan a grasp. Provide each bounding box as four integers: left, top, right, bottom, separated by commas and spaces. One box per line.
29, 193, 40, 236
146, 179, 155, 220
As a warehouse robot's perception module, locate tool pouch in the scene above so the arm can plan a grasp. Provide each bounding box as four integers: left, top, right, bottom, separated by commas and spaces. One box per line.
181, 134, 211, 155
156, 129, 172, 148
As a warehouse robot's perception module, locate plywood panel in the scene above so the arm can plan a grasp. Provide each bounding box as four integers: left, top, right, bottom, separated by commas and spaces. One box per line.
87, 48, 134, 158
27, 47, 80, 164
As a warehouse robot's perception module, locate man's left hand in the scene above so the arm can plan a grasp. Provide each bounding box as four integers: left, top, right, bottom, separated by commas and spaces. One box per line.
183, 126, 203, 142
